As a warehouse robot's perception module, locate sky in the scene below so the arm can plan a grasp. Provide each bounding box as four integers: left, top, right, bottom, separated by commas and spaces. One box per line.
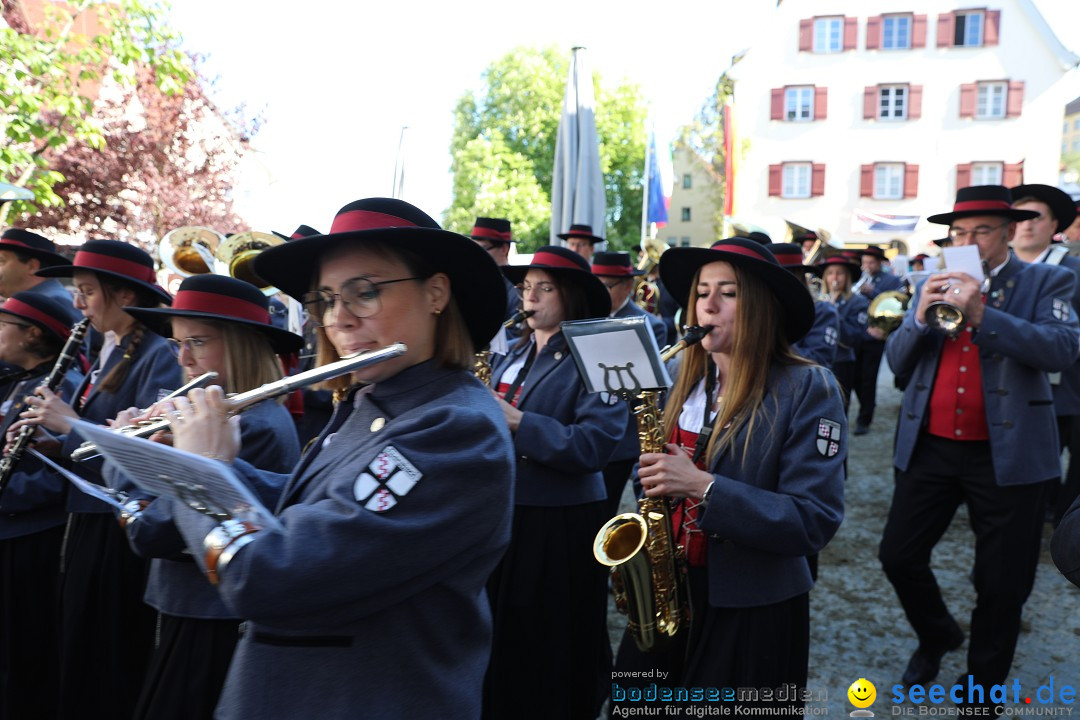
167, 0, 1078, 237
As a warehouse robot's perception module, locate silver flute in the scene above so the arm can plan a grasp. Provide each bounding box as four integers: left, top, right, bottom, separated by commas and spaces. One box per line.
70, 343, 407, 462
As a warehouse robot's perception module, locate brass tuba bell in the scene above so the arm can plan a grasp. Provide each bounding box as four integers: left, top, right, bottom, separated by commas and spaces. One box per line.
868, 290, 911, 337
214, 231, 285, 297
159, 226, 223, 278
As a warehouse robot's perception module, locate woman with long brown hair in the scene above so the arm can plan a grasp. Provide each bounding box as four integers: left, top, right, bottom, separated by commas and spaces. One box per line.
609, 237, 845, 715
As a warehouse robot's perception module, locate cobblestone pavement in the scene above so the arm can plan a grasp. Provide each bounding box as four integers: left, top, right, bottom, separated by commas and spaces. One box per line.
603, 366, 1080, 717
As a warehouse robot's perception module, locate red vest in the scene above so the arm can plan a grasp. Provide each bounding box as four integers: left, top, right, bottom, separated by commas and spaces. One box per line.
670, 425, 708, 567
927, 327, 989, 441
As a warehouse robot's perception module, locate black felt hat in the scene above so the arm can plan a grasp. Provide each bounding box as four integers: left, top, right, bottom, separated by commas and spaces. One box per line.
0, 228, 69, 267
591, 251, 643, 277
36, 239, 171, 304
124, 274, 302, 354
926, 185, 1038, 225
502, 245, 611, 318
469, 217, 514, 244
252, 198, 505, 352
556, 223, 604, 244
1010, 184, 1078, 234
659, 237, 814, 342
0, 291, 79, 342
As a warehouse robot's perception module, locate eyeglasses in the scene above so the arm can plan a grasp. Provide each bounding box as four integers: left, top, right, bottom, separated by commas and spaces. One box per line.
167, 336, 219, 358
601, 278, 629, 290
516, 282, 557, 298
0, 319, 30, 330
948, 222, 1009, 241
301, 276, 423, 327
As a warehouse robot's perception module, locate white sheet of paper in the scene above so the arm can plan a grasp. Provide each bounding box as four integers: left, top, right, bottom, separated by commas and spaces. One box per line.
942, 245, 984, 282
891, 255, 908, 276
923, 256, 940, 272
572, 329, 668, 393
68, 418, 283, 531
30, 449, 129, 512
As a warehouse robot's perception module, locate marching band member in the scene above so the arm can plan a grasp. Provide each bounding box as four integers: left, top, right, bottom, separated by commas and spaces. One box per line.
0, 293, 84, 720
815, 255, 869, 411
880, 186, 1079, 701
110, 274, 303, 720
770, 243, 839, 370
162, 198, 514, 719
13, 239, 181, 719
468, 216, 522, 328
485, 246, 623, 720
852, 246, 903, 435
611, 237, 845, 713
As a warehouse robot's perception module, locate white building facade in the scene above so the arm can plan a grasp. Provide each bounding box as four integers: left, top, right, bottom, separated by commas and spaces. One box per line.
727, 0, 1078, 254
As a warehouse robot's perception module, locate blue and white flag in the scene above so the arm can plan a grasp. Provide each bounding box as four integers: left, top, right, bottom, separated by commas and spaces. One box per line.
850, 209, 920, 234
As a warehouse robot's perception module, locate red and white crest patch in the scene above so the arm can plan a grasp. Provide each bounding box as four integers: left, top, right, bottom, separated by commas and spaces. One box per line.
816, 418, 842, 458
353, 446, 422, 512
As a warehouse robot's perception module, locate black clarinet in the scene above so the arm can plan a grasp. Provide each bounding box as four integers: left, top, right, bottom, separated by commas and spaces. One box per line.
0, 317, 90, 501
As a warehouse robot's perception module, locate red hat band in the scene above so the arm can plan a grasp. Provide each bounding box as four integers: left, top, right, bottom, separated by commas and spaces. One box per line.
172, 290, 269, 325
471, 226, 512, 242
710, 244, 773, 263
331, 210, 419, 233
592, 264, 633, 276
73, 250, 155, 284
952, 200, 1014, 214
532, 251, 586, 270
2, 297, 70, 339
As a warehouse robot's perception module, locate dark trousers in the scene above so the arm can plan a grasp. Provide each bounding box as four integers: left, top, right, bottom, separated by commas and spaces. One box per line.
879, 433, 1048, 687
1052, 415, 1080, 526
602, 459, 636, 518
853, 339, 886, 427
833, 360, 856, 414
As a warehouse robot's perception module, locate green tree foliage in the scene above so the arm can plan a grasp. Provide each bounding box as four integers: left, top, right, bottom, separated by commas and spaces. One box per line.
446, 46, 648, 254
0, 0, 193, 224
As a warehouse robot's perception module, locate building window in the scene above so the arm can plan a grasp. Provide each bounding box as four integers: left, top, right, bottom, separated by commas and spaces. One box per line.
680, 237, 691, 247
874, 164, 904, 199
813, 17, 843, 53
682, 173, 692, 189
1074, 118, 1080, 131
971, 162, 1003, 185
976, 82, 1007, 119
681, 207, 691, 222
782, 163, 812, 199
879, 86, 907, 120
882, 14, 911, 49
785, 86, 814, 121
1073, 138, 1080, 153
955, 11, 983, 46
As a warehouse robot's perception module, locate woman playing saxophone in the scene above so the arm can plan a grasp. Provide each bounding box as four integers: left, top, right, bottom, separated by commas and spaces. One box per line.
609, 237, 846, 714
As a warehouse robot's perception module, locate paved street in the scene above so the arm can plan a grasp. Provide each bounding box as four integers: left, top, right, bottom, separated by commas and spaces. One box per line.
604, 365, 1080, 716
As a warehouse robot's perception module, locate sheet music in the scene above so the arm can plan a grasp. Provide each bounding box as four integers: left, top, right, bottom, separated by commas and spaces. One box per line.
30, 449, 130, 512
67, 418, 283, 531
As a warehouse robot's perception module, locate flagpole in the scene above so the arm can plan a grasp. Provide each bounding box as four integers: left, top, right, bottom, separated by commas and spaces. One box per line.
392, 126, 409, 199
641, 119, 652, 245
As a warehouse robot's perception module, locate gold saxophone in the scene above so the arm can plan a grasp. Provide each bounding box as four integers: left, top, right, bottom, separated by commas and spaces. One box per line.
592, 325, 711, 652
473, 309, 534, 385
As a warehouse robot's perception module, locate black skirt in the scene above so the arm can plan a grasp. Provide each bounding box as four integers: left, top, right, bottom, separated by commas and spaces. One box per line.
611, 567, 809, 714
56, 512, 156, 719
485, 501, 611, 720
133, 614, 241, 720
0, 525, 64, 720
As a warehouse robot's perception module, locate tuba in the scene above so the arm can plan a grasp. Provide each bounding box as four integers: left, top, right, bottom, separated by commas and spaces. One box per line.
214, 232, 285, 296
592, 325, 710, 652
159, 226, 223, 278
634, 236, 668, 314
867, 290, 910, 337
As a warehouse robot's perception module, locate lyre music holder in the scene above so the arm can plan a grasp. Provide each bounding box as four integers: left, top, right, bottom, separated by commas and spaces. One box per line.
560, 317, 672, 401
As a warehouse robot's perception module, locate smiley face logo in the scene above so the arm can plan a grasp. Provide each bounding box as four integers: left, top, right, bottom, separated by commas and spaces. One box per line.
847, 678, 876, 708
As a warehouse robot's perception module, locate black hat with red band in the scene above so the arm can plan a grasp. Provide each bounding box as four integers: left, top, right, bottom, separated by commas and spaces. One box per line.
769, 243, 816, 274
0, 291, 78, 343
659, 237, 814, 342
814, 255, 861, 284
470, 217, 514, 244
123, 274, 303, 354
591, 251, 644, 278
1010, 183, 1078, 234
926, 185, 1038, 226
0, 228, 69, 267
503, 245, 611, 318
556, 224, 604, 245
252, 197, 506, 352
272, 224, 322, 242
36, 239, 171, 304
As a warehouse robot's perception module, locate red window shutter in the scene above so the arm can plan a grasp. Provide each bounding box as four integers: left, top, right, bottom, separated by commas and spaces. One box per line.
1006, 80, 1025, 118
937, 13, 955, 47
904, 164, 919, 198
814, 86, 828, 120
959, 84, 977, 118
843, 17, 858, 50
860, 165, 874, 197
769, 165, 782, 196
912, 15, 928, 48
984, 10, 1001, 46
908, 85, 923, 120
864, 86, 878, 120
1003, 162, 1024, 187
811, 164, 826, 197
799, 19, 813, 51
866, 15, 881, 49
771, 88, 784, 121
956, 163, 972, 189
